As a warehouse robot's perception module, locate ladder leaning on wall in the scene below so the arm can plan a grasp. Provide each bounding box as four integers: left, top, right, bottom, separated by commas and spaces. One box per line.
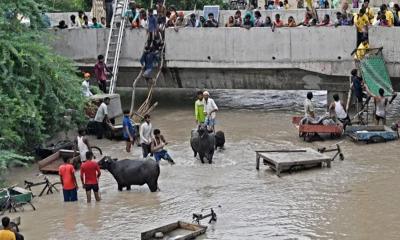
105, 0, 129, 94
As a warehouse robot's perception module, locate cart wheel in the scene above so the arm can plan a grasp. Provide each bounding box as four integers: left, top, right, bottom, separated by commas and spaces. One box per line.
50, 182, 61, 193
339, 153, 344, 161
367, 135, 386, 144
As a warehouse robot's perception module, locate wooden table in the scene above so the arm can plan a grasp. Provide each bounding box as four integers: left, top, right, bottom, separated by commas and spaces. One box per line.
256, 148, 332, 177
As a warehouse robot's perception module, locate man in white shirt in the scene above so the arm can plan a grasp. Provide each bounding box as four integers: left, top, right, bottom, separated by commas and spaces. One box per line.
82, 72, 93, 97
304, 92, 315, 119
203, 91, 219, 132
94, 97, 110, 139
139, 114, 153, 158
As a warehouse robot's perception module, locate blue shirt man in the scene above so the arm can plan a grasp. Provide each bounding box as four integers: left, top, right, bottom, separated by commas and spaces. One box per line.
122, 111, 136, 153
148, 11, 158, 33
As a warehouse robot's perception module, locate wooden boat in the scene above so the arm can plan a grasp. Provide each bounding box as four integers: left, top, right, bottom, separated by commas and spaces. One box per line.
38, 147, 102, 174
141, 221, 207, 240
345, 125, 399, 143
38, 150, 80, 174
35, 140, 75, 159
292, 116, 343, 142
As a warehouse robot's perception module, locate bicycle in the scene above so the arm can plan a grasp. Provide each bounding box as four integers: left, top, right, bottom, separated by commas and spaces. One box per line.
24, 175, 61, 197
0, 186, 36, 216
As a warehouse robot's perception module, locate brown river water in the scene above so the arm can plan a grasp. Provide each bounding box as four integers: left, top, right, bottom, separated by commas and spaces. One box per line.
5, 90, 400, 240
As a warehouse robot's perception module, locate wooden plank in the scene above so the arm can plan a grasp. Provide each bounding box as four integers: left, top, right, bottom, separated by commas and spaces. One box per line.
141, 222, 179, 240
38, 151, 60, 169
141, 222, 207, 240
257, 148, 332, 175
255, 150, 307, 153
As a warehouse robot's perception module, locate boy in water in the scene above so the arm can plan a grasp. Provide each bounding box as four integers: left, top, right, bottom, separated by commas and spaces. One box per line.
151, 129, 175, 164
194, 91, 206, 125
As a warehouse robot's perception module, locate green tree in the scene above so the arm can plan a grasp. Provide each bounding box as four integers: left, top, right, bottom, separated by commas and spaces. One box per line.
0, 0, 86, 176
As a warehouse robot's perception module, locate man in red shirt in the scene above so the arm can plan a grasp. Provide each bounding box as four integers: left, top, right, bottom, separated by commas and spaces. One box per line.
58, 156, 78, 202
80, 151, 101, 203
94, 55, 110, 93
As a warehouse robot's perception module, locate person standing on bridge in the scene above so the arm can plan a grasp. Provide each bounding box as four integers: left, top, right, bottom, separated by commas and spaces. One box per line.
203, 91, 218, 133
104, 0, 113, 28
94, 55, 110, 93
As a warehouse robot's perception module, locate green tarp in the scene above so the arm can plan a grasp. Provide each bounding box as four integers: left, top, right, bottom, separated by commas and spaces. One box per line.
360, 55, 393, 97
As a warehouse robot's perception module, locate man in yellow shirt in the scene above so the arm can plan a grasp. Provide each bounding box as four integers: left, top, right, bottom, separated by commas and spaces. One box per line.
0, 217, 16, 240
381, 4, 394, 26
363, 0, 375, 24
354, 8, 369, 46
354, 38, 369, 61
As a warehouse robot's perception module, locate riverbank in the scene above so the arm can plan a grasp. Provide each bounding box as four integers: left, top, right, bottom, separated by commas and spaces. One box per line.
4, 107, 400, 239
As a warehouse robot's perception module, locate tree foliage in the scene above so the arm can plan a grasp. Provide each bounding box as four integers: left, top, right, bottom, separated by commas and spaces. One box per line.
0, 0, 86, 175
41, 0, 91, 12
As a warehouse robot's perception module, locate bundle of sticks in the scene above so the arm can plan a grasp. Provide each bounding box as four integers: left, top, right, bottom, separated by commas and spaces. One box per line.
130, 37, 166, 123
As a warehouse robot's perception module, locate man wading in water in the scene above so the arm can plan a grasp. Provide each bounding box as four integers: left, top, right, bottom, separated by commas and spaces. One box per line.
58, 156, 78, 202
80, 151, 101, 203
194, 91, 206, 126
94, 97, 111, 139
140, 114, 153, 158
74, 129, 91, 163
151, 129, 175, 164
365, 87, 396, 125
203, 91, 218, 132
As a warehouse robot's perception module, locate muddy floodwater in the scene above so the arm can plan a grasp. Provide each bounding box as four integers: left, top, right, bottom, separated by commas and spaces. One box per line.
6, 90, 400, 240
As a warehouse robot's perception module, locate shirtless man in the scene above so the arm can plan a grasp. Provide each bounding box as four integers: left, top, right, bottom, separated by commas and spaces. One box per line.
365, 87, 396, 125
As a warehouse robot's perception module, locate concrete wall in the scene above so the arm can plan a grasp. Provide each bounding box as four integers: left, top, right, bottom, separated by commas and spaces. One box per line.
51, 28, 147, 67
165, 27, 356, 76
369, 26, 400, 79
50, 27, 400, 92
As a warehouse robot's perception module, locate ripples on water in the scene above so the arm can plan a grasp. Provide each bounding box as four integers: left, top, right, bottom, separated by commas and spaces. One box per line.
208, 90, 327, 112
11, 89, 400, 240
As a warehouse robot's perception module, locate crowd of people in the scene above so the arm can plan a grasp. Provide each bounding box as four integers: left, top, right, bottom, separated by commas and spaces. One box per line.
53, 1, 400, 31
55, 11, 107, 29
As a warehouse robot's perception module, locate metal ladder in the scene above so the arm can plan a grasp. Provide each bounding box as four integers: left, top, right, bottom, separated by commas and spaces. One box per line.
105, 0, 129, 94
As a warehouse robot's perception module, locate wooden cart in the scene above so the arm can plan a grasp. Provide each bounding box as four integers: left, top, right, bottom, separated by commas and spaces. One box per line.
256, 148, 332, 177
38, 147, 102, 174
345, 125, 399, 143
292, 116, 343, 142
141, 221, 207, 240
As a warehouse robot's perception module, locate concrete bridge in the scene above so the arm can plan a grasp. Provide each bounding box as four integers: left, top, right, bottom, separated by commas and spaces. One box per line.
50, 27, 400, 99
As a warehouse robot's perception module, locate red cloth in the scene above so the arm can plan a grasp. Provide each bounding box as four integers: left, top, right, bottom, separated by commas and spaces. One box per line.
94, 62, 107, 82
59, 164, 76, 190
80, 160, 101, 185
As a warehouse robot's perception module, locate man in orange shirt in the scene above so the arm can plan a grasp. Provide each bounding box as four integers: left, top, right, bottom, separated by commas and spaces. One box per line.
58, 157, 78, 202
80, 151, 101, 203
